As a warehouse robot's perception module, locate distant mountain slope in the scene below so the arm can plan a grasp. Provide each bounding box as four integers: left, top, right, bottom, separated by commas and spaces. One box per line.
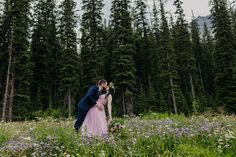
196, 15, 213, 36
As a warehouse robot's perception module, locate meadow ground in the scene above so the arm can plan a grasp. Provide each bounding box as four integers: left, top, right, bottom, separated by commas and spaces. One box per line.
0, 113, 236, 157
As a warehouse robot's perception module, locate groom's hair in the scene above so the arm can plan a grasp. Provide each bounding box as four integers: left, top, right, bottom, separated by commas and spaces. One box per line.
98, 79, 107, 85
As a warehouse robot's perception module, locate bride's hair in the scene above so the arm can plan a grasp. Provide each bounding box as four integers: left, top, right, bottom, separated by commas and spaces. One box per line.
105, 82, 115, 98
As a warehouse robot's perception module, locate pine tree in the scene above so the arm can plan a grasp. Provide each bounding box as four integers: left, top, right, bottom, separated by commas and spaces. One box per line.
157, 0, 186, 114
48, 0, 61, 108
142, 0, 160, 112
80, 0, 106, 91
12, 0, 32, 120
110, 0, 136, 115
202, 23, 215, 100
31, 0, 60, 110
190, 15, 208, 111
58, 0, 79, 117
103, 20, 114, 82
210, 0, 236, 112
133, 0, 151, 92
230, 1, 236, 48
0, 0, 11, 108
0, 0, 14, 121
1, 0, 32, 121
173, 0, 197, 113
151, 0, 160, 46
191, 15, 204, 92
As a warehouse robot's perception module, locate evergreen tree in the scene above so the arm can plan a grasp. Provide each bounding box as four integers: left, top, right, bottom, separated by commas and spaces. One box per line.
1, 0, 32, 121
202, 23, 215, 101
80, 0, 106, 91
110, 0, 136, 114
150, 0, 160, 90
48, 0, 60, 108
151, 0, 160, 46
103, 20, 114, 82
0, 0, 14, 121
12, 0, 32, 119
133, 0, 151, 92
31, 0, 60, 110
190, 15, 208, 111
58, 0, 79, 117
139, 0, 160, 112
230, 1, 236, 48
0, 0, 12, 107
157, 0, 186, 114
191, 15, 204, 92
173, 0, 197, 113
210, 0, 236, 112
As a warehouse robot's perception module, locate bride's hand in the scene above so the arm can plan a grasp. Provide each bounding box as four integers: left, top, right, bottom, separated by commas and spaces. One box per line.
107, 116, 112, 124
96, 103, 103, 111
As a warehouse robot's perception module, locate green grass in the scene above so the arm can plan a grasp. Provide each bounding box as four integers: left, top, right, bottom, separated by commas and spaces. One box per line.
0, 113, 236, 157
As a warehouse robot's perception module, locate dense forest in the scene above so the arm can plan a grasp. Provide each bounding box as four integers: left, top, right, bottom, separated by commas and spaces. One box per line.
0, 0, 236, 121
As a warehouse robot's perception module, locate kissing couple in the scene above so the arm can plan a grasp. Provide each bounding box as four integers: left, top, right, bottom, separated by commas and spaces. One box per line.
74, 79, 114, 137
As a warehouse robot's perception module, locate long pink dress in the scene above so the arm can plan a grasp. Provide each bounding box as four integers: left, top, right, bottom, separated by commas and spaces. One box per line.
81, 94, 108, 137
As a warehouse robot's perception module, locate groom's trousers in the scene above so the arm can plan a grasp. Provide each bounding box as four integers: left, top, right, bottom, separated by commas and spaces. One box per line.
74, 107, 87, 130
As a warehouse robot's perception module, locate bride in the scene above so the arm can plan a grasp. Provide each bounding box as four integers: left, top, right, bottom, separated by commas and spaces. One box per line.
81, 85, 113, 137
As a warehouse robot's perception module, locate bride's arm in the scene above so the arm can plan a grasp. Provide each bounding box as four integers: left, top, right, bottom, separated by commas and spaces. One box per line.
107, 95, 112, 122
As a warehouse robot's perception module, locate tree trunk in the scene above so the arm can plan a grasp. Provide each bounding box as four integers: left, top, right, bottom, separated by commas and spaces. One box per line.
122, 90, 125, 115
197, 61, 206, 93
2, 33, 15, 122
124, 89, 134, 115
8, 71, 15, 122
53, 77, 58, 107
148, 74, 152, 95
188, 70, 196, 101
169, 75, 177, 114
49, 83, 52, 108
68, 88, 71, 117
167, 61, 178, 114
1, 46, 12, 121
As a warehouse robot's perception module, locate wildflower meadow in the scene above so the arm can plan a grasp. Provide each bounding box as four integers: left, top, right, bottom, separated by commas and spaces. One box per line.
0, 113, 236, 157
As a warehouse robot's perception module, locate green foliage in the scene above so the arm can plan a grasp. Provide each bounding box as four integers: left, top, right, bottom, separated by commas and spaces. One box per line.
134, 0, 152, 92
0, 128, 11, 147
1, 114, 236, 156
80, 0, 106, 91
58, 0, 80, 115
210, 0, 236, 112
202, 23, 215, 102
12, 0, 33, 120
1, 0, 236, 119
141, 112, 187, 121
0, 0, 32, 120
176, 144, 218, 157
31, 0, 60, 109
110, 0, 136, 114
32, 108, 67, 119
173, 0, 198, 113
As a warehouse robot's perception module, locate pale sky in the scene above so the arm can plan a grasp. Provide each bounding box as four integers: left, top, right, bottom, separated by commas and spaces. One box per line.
99, 0, 212, 21
161, 0, 211, 20
62, 0, 232, 21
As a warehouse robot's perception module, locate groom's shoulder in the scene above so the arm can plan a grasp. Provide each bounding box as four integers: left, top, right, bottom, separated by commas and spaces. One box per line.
88, 85, 98, 90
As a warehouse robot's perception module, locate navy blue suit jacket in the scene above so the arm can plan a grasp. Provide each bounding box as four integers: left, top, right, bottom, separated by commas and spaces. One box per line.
78, 85, 99, 111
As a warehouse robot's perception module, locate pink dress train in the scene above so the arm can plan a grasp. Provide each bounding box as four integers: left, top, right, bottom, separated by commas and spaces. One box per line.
81, 94, 108, 137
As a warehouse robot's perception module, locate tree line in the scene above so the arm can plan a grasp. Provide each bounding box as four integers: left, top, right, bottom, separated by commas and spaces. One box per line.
0, 0, 236, 121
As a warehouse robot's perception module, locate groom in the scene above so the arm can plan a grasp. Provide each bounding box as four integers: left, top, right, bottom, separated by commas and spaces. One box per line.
74, 79, 108, 132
